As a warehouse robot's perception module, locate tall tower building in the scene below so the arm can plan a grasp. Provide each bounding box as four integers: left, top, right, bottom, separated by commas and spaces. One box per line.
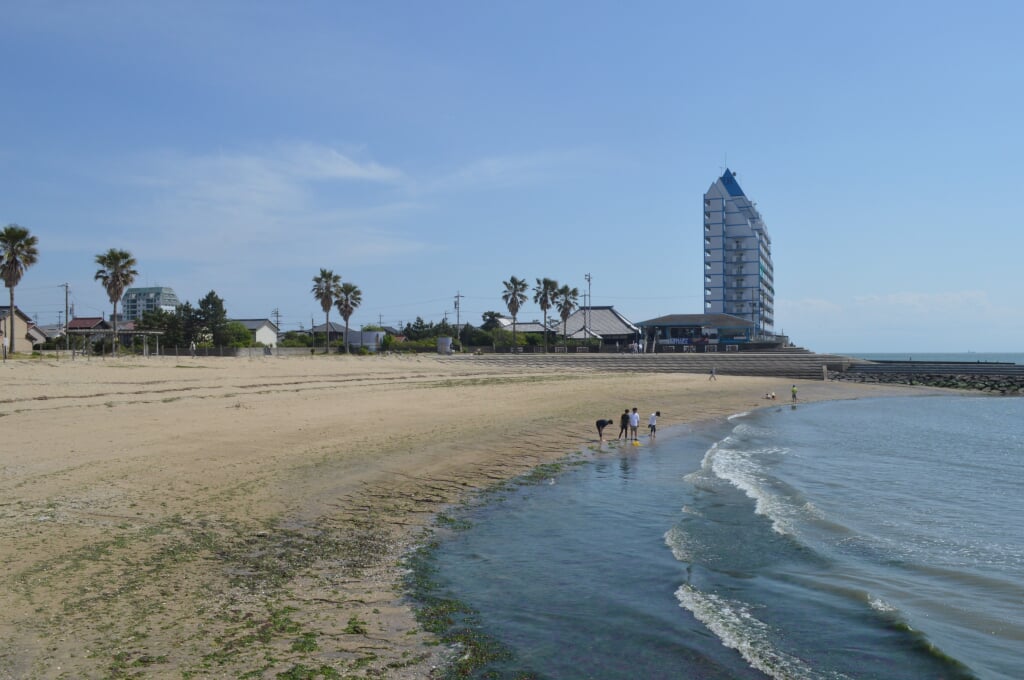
703, 169, 774, 337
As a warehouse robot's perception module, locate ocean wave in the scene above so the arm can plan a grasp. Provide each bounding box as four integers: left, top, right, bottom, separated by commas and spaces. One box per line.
706, 444, 798, 536
675, 584, 854, 680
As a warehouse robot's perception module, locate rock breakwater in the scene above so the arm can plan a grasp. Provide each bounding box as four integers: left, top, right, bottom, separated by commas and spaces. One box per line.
829, 371, 1024, 395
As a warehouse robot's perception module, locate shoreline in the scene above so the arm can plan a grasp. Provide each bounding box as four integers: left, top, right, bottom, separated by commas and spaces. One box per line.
0, 355, 946, 678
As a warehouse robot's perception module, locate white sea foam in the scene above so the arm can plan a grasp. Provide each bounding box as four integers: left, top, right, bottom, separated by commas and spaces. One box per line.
868, 596, 899, 613
664, 525, 696, 562
676, 585, 854, 680
708, 444, 797, 536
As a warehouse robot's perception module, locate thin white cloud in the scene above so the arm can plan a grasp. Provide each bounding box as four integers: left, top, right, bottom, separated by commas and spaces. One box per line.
103, 143, 424, 266
280, 143, 403, 182
415, 149, 592, 194
851, 290, 992, 313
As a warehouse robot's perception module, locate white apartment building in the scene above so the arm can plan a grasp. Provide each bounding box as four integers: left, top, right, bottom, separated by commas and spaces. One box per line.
120, 286, 180, 320
703, 169, 775, 338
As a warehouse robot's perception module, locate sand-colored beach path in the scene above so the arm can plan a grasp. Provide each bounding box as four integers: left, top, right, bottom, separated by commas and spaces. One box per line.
0, 354, 927, 679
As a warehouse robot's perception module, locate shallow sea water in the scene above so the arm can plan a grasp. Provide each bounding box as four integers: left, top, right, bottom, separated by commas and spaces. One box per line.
421, 395, 1024, 679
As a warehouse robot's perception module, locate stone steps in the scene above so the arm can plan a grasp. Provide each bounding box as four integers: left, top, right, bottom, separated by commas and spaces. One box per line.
442, 352, 845, 380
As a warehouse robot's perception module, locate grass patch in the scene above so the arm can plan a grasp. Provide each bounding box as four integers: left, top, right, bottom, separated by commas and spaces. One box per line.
275, 664, 341, 679
16, 512, 398, 676
342, 615, 367, 635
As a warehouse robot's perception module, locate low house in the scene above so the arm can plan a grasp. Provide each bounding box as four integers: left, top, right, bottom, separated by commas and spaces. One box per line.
36, 324, 65, 343
0, 305, 39, 352
308, 322, 384, 352
67, 316, 111, 347
495, 317, 557, 335
636, 313, 756, 352
309, 321, 346, 343
232, 318, 279, 347
26, 324, 48, 348
559, 306, 640, 350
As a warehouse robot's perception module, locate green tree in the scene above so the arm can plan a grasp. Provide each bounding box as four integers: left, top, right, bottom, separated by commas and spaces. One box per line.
280, 330, 313, 347
501, 275, 528, 351
533, 277, 558, 353
404, 316, 432, 341
138, 307, 179, 348
197, 291, 229, 346
173, 301, 202, 348
311, 268, 341, 352
480, 311, 503, 331
225, 321, 253, 347
463, 324, 492, 347
94, 248, 138, 354
334, 282, 362, 354
555, 284, 580, 341
0, 224, 39, 354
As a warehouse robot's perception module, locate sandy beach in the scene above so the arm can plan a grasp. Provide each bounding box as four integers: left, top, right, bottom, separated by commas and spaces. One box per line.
0, 354, 927, 679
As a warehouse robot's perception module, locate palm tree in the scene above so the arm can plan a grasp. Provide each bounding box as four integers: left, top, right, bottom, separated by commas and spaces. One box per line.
94, 248, 138, 354
334, 282, 362, 354
555, 284, 580, 342
0, 224, 40, 354
501, 275, 528, 352
311, 268, 341, 353
532, 277, 558, 353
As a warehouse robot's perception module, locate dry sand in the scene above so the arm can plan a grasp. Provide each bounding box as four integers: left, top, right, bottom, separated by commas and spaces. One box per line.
0, 353, 929, 678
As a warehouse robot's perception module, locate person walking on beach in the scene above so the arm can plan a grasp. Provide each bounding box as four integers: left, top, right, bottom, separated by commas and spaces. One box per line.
648, 411, 660, 439
708, 366, 717, 381
618, 409, 630, 440
629, 407, 640, 441
596, 418, 613, 442
791, 384, 798, 401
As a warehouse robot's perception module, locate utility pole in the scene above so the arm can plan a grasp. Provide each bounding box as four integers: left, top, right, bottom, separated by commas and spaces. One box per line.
62, 283, 70, 351
584, 273, 592, 339
271, 308, 281, 354
454, 291, 463, 350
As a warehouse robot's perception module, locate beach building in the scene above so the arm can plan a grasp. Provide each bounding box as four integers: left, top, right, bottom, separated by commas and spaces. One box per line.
703, 170, 774, 339
494, 317, 557, 335
66, 316, 111, 348
0, 305, 40, 352
120, 286, 180, 321
560, 306, 640, 350
232, 318, 279, 347
636, 313, 756, 352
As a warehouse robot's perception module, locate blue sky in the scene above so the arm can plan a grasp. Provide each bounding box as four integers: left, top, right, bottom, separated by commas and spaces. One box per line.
3, 1, 1022, 353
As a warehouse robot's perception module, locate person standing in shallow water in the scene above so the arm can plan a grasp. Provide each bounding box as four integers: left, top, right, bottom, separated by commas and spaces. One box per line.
648, 411, 660, 439
595, 418, 613, 442
618, 409, 630, 440
791, 384, 798, 401
629, 407, 640, 441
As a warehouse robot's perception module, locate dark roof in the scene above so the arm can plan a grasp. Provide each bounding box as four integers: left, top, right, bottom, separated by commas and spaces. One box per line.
0, 305, 33, 321
507, 320, 553, 334
563, 306, 638, 337
310, 321, 347, 333
636, 313, 754, 329
232, 318, 279, 332
68, 317, 110, 330
720, 169, 745, 197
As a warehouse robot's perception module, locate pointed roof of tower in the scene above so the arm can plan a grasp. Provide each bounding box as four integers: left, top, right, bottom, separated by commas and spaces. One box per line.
720, 168, 745, 197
